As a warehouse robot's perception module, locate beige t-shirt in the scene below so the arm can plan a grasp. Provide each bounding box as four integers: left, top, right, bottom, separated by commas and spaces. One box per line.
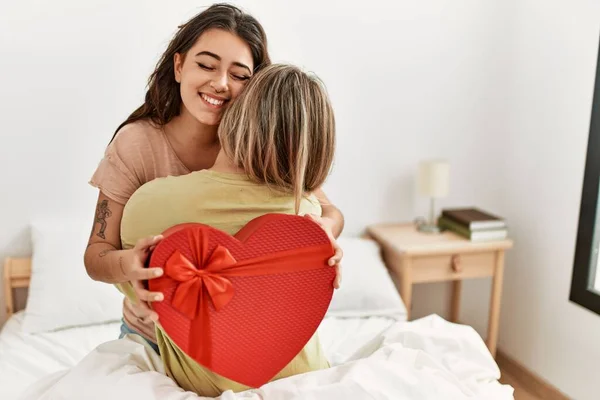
89, 121, 190, 205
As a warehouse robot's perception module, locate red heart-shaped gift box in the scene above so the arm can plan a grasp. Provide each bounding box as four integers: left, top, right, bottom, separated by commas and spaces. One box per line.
148, 214, 335, 388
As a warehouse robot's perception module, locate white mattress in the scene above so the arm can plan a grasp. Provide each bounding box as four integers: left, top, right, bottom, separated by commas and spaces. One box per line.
0, 312, 398, 400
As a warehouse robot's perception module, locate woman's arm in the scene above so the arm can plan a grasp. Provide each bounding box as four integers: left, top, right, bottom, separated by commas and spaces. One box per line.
308, 188, 344, 289
313, 188, 344, 238
84, 191, 164, 298
84, 192, 164, 341
84, 192, 130, 283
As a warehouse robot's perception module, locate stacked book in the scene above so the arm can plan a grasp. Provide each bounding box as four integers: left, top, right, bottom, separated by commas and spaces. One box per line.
438, 207, 508, 241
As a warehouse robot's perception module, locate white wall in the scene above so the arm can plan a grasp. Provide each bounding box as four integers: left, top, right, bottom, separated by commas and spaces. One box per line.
0, 0, 502, 320
486, 1, 600, 399
413, 2, 600, 398
3, 0, 599, 398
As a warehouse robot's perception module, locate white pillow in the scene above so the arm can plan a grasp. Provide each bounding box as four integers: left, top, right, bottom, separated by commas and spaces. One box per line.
326, 237, 407, 320
22, 217, 124, 333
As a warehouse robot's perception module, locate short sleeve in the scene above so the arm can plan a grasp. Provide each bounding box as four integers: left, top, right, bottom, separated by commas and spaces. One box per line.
299, 194, 322, 217
89, 125, 148, 205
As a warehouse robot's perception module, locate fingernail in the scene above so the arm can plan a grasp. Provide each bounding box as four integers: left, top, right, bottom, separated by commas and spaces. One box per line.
154, 269, 163, 277
154, 294, 163, 301
329, 259, 335, 266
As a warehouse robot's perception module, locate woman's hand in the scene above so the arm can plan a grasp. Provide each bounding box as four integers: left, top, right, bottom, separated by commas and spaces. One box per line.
121, 235, 165, 313
122, 296, 158, 341
305, 214, 343, 289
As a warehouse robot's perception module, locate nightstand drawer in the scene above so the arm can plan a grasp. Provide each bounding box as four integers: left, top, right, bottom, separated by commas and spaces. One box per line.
411, 252, 496, 283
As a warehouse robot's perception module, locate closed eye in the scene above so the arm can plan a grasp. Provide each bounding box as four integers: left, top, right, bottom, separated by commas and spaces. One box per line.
232, 74, 250, 81
197, 63, 215, 71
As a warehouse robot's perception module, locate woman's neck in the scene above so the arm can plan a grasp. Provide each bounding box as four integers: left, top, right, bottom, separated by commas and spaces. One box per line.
165, 111, 219, 149
163, 109, 220, 171
209, 149, 245, 174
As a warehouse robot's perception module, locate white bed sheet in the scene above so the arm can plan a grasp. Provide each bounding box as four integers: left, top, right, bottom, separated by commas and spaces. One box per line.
19, 315, 514, 400
0, 312, 399, 400
0, 312, 121, 400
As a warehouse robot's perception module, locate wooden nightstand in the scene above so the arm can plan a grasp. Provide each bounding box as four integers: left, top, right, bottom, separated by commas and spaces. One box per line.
366, 222, 513, 357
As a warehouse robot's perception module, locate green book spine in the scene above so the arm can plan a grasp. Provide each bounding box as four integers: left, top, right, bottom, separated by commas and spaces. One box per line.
438, 216, 472, 239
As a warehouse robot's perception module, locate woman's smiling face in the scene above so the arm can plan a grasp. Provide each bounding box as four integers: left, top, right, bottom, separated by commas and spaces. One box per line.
174, 28, 255, 126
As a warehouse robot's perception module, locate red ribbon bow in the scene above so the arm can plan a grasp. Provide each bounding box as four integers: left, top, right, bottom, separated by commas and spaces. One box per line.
165, 246, 236, 319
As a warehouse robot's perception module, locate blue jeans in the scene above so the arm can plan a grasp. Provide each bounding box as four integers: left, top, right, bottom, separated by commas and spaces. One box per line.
119, 319, 160, 354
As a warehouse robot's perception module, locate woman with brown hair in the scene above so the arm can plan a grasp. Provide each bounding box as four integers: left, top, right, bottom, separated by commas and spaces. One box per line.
83, 3, 343, 355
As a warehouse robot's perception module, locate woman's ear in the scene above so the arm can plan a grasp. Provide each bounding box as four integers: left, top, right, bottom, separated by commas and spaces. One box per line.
174, 53, 183, 83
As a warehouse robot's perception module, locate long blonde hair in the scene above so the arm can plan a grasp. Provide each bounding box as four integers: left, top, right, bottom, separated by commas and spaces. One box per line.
218, 64, 336, 213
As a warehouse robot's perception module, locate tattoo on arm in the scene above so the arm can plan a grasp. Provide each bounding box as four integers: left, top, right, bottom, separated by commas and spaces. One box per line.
95, 200, 113, 239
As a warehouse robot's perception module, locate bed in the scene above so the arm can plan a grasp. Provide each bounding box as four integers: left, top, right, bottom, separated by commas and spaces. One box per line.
0, 219, 514, 400
0, 310, 398, 399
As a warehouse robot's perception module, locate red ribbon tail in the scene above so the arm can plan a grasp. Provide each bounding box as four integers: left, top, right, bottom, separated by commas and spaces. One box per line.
189, 293, 211, 366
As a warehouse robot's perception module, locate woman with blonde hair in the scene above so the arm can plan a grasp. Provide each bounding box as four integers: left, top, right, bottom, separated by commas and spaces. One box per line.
118, 63, 337, 396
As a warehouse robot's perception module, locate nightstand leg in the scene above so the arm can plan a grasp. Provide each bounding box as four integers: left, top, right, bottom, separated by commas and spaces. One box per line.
400, 257, 413, 320
487, 251, 505, 358
450, 280, 462, 323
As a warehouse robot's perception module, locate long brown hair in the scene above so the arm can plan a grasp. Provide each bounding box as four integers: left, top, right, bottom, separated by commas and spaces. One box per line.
110, 3, 270, 142
218, 64, 336, 213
